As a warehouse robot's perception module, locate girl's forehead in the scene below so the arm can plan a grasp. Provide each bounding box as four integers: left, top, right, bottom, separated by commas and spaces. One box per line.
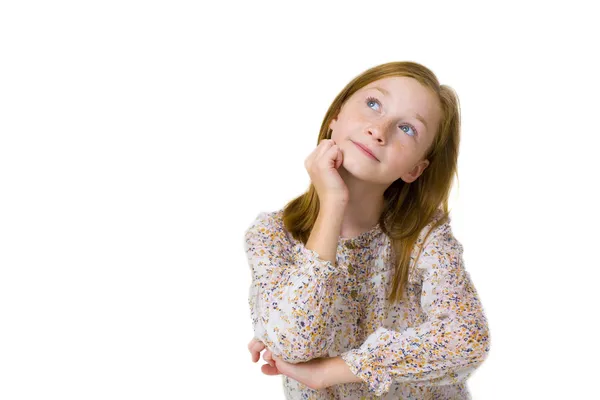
362, 76, 423, 94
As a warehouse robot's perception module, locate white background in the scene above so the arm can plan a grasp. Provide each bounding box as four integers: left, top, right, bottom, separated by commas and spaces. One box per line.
1, 1, 599, 398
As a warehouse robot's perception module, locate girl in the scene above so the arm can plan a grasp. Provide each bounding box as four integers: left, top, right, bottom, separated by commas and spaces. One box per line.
244, 61, 490, 399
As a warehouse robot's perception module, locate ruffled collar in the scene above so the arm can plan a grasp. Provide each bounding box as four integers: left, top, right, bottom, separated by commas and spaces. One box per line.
273, 208, 384, 249
338, 222, 383, 249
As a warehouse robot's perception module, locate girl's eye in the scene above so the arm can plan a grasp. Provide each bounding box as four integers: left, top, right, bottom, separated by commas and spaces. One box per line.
399, 123, 417, 137
366, 96, 381, 112
365, 96, 418, 137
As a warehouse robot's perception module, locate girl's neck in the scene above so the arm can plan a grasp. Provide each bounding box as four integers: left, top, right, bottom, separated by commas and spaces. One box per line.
337, 167, 387, 237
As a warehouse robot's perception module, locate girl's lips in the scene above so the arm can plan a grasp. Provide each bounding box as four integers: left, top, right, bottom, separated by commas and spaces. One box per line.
353, 141, 379, 161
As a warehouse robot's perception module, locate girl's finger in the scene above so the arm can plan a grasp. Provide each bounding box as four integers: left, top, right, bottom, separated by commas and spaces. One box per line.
335, 147, 343, 169
263, 349, 275, 367
252, 340, 265, 353
260, 363, 281, 376
248, 338, 263, 351
314, 139, 334, 158
319, 144, 341, 169
306, 140, 332, 167
248, 340, 265, 353
249, 340, 265, 363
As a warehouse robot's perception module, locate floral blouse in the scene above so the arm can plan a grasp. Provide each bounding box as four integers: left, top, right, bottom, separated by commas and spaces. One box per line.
244, 208, 490, 399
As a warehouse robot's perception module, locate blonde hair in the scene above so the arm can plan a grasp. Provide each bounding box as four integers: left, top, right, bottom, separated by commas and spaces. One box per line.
282, 61, 461, 305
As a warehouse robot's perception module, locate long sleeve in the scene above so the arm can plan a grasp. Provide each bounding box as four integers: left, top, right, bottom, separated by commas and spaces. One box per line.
244, 211, 348, 363
340, 222, 491, 397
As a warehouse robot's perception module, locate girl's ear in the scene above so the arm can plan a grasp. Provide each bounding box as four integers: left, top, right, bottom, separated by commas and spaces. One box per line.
328, 115, 338, 131
401, 159, 430, 183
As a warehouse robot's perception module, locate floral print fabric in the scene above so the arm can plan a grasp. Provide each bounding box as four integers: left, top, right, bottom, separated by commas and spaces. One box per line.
244, 208, 490, 399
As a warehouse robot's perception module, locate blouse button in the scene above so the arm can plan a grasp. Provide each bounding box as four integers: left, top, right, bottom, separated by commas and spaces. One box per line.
350, 290, 358, 300
347, 264, 355, 274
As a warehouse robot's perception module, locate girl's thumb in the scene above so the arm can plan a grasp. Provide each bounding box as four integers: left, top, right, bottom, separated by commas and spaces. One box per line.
335, 148, 343, 169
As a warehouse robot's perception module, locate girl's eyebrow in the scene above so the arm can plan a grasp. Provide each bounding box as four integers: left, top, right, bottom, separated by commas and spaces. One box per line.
369, 86, 391, 97
366, 86, 429, 132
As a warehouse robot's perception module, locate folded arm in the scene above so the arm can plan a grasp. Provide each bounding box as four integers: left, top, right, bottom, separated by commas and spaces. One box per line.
245, 211, 348, 363
340, 223, 491, 396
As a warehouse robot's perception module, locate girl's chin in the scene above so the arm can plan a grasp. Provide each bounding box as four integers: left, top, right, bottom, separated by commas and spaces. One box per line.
340, 164, 376, 180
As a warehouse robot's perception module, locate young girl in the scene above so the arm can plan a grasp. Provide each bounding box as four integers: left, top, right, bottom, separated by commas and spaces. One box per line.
244, 61, 490, 399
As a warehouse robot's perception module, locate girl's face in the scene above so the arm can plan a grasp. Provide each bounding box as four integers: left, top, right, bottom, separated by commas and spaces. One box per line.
329, 76, 442, 185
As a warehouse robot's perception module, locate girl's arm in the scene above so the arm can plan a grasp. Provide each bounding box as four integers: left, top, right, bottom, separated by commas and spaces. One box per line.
338, 222, 491, 397
305, 201, 345, 265
244, 210, 350, 363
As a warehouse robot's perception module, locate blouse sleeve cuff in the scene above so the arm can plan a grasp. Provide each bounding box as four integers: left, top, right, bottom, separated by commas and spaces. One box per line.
340, 329, 394, 397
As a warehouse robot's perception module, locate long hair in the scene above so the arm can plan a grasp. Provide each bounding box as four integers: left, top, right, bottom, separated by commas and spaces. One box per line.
282, 61, 461, 305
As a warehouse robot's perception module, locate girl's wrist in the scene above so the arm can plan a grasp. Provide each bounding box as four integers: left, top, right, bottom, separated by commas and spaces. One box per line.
320, 197, 348, 213
321, 356, 362, 388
